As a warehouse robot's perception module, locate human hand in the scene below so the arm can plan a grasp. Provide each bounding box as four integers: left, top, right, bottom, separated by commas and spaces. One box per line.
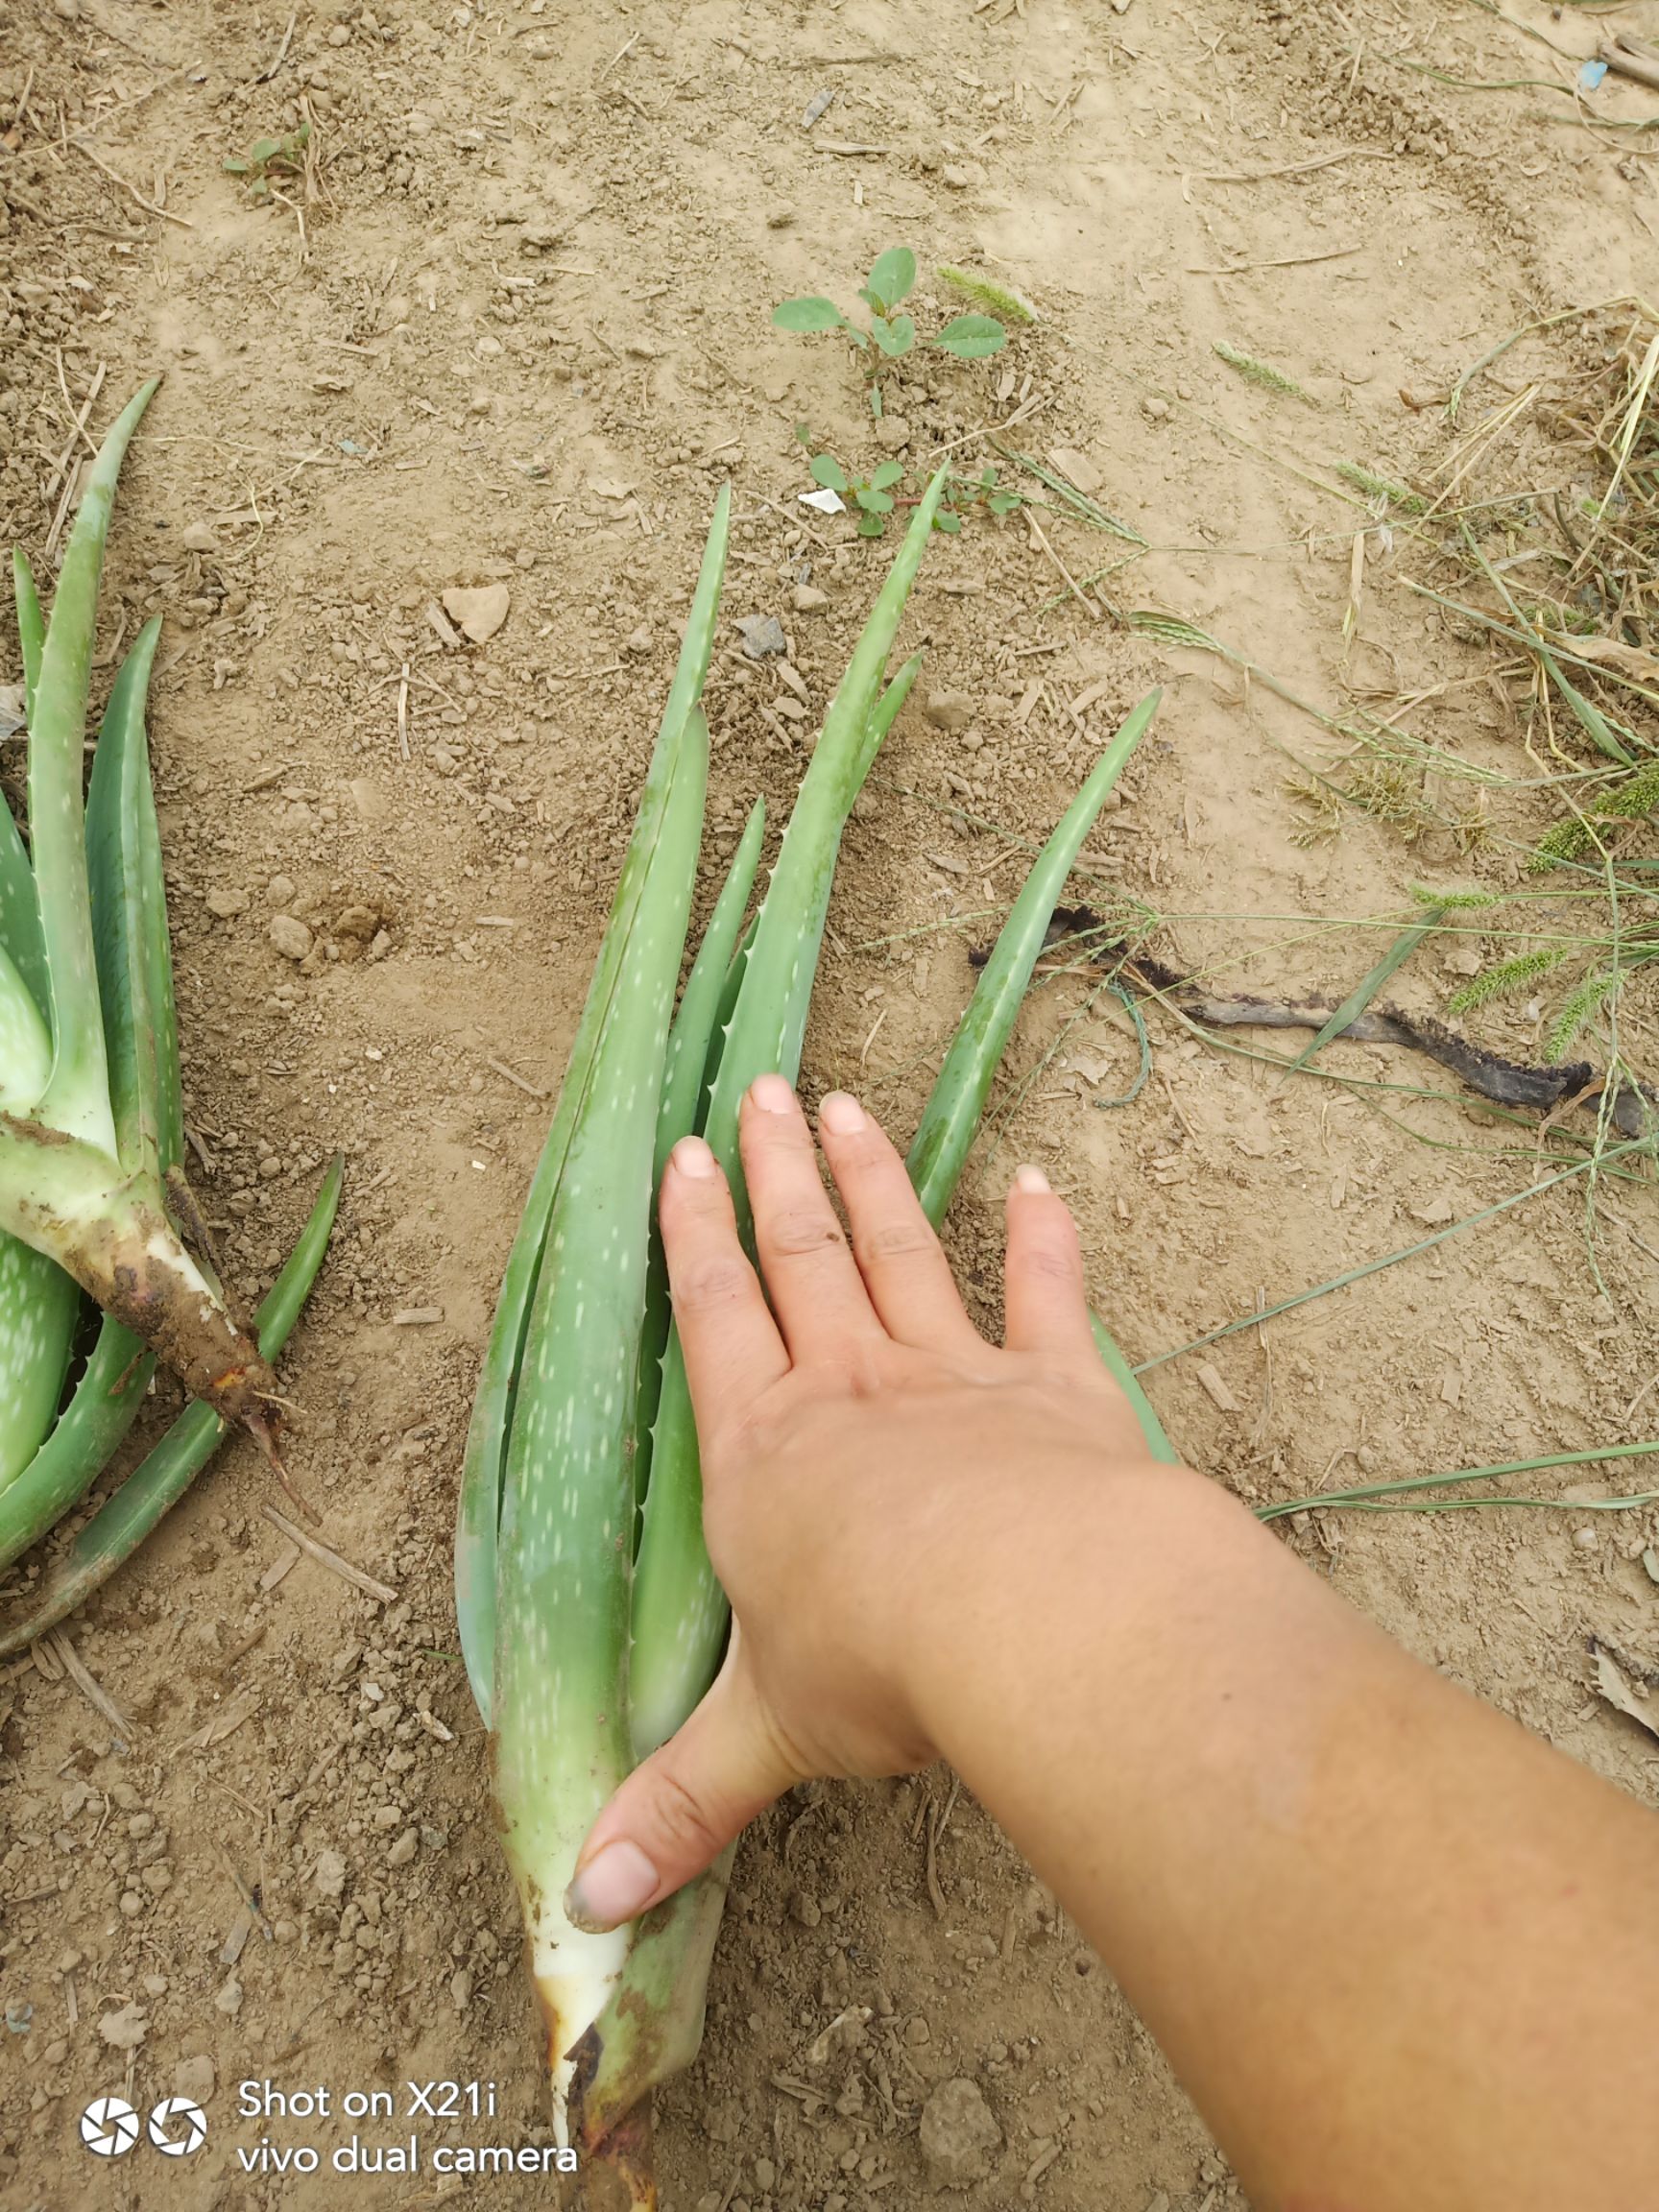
565, 1071, 1156, 1933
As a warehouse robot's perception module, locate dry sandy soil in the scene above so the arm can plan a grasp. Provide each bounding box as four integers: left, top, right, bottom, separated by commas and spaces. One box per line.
5, 0, 1659, 2206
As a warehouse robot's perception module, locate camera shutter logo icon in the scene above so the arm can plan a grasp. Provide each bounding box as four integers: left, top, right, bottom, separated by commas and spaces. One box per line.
80, 2097, 140, 2157
148, 2096, 209, 2156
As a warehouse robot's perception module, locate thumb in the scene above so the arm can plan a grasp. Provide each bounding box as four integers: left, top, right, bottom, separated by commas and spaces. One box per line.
564, 1645, 801, 1933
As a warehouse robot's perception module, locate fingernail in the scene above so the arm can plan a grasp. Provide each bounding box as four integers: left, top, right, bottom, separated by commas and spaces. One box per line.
819, 1091, 866, 1136
564, 1840, 660, 1934
1014, 1164, 1051, 1194
750, 1072, 795, 1115
671, 1135, 718, 1180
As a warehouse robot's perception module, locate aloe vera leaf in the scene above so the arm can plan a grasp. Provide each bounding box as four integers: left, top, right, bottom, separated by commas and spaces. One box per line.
12, 548, 44, 722
493, 706, 708, 2128
654, 790, 765, 1189
0, 1159, 342, 1658
696, 912, 757, 1128
631, 469, 946, 1765
635, 793, 767, 1509
28, 379, 158, 1151
0, 1321, 151, 1573
4, 557, 48, 1016
454, 488, 731, 1731
906, 689, 1161, 1222
0, 945, 80, 1492
565, 1847, 734, 2157
85, 617, 174, 1182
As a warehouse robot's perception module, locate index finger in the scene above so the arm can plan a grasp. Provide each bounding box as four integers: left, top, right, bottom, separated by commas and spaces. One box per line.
660, 1134, 791, 1445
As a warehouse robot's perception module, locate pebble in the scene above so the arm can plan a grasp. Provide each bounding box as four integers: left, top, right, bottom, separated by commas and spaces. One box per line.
175, 2055, 216, 2104
205, 886, 250, 918
215, 1978, 244, 2016
1049, 446, 1103, 495
387, 1828, 420, 1868
98, 2003, 147, 2051
624, 623, 653, 655
735, 613, 787, 659
919, 2078, 1000, 2188
942, 163, 974, 189
268, 874, 297, 906
181, 521, 219, 554
450, 1968, 474, 2009
441, 583, 511, 645
873, 415, 910, 454
1142, 397, 1170, 421
269, 914, 312, 963
788, 1889, 821, 1929
314, 1847, 348, 1900
924, 689, 974, 733
793, 584, 830, 613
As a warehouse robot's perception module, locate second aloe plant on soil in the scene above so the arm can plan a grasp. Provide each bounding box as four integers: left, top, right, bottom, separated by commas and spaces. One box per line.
457, 469, 1163, 2205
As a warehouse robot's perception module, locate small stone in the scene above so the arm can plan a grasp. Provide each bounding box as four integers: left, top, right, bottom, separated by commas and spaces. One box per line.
1574, 1526, 1599, 1551
205, 886, 250, 918
788, 1889, 821, 1929
314, 1847, 348, 1900
214, 1977, 243, 2016
450, 1968, 474, 2009
942, 163, 974, 189
904, 2015, 931, 2046
872, 415, 910, 453
98, 2003, 147, 2052
334, 905, 378, 940
924, 689, 974, 733
735, 613, 787, 660
624, 623, 653, 655
269, 914, 312, 962
175, 2055, 216, 2104
181, 521, 219, 554
1142, 397, 1170, 421
267, 874, 297, 905
1049, 446, 1103, 494
792, 584, 830, 613
441, 583, 511, 645
919, 2078, 1000, 2188
387, 1828, 420, 1868
428, 744, 460, 775
127, 1813, 156, 1839
141, 1863, 173, 1894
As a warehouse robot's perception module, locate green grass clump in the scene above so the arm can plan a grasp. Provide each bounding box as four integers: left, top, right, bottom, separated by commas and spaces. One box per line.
937, 265, 1039, 325
1336, 460, 1427, 513
1445, 946, 1571, 1017
1214, 341, 1315, 405
1546, 966, 1621, 1058
1529, 755, 1659, 872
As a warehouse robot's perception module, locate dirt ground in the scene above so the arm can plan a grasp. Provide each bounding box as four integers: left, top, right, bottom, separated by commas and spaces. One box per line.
5, 0, 1659, 2205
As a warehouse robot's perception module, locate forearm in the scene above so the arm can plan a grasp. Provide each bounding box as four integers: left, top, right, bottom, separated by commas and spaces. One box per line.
906, 1462, 1659, 2212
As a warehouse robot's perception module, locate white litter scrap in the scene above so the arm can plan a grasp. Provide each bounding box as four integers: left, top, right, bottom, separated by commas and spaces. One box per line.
799, 486, 846, 515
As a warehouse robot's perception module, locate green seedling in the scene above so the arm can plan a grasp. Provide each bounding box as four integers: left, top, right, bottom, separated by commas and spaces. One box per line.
936, 464, 1022, 535
774, 249, 1007, 410
225, 123, 310, 200
800, 442, 905, 536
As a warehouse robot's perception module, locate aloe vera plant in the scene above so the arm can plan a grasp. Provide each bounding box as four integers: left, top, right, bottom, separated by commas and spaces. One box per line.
2, 383, 281, 1446
0, 381, 340, 1620
459, 466, 1176, 2203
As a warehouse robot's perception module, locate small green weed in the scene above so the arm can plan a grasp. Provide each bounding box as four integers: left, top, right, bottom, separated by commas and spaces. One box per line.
775, 248, 1008, 410
225, 123, 310, 201
801, 445, 906, 537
